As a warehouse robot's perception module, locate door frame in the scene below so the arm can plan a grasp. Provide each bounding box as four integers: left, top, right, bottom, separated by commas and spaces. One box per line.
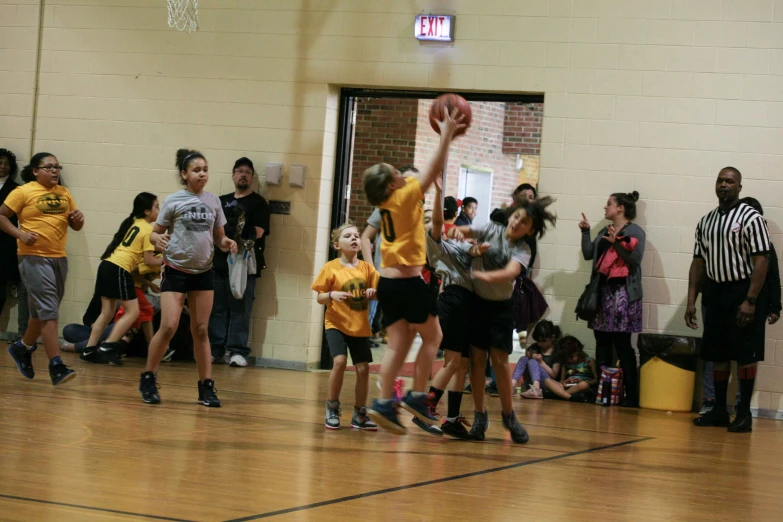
321, 88, 545, 369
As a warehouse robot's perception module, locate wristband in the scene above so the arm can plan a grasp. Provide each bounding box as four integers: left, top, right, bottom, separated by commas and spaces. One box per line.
327, 291, 332, 301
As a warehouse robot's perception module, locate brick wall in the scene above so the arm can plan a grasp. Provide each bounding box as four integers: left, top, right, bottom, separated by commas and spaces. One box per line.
414, 100, 528, 216
503, 103, 544, 155
348, 98, 418, 226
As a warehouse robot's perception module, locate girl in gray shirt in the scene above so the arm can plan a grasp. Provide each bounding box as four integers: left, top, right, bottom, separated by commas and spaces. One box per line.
139, 149, 237, 409
448, 196, 557, 444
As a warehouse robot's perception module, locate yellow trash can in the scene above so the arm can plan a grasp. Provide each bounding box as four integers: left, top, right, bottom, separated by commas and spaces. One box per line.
638, 334, 701, 413
640, 356, 695, 412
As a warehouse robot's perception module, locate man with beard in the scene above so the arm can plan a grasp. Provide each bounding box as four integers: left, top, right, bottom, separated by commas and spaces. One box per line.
686, 167, 770, 433
208, 157, 270, 367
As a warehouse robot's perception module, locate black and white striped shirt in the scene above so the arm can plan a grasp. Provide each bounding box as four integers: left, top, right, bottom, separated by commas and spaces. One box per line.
694, 202, 771, 283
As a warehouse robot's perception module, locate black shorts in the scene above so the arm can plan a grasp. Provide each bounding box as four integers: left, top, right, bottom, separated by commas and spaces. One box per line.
438, 285, 473, 357
468, 295, 515, 354
95, 260, 136, 301
160, 265, 215, 294
701, 279, 766, 365
325, 329, 373, 365
377, 276, 437, 327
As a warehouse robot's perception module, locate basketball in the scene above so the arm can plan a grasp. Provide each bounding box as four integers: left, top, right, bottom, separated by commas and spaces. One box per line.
429, 93, 472, 136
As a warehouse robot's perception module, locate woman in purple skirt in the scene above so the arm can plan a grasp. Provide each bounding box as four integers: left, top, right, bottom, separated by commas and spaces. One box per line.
579, 191, 646, 407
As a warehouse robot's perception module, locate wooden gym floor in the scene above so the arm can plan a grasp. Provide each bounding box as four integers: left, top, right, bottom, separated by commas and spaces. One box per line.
2, 350, 783, 522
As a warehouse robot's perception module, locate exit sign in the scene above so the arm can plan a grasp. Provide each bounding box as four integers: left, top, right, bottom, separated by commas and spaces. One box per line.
415, 14, 454, 42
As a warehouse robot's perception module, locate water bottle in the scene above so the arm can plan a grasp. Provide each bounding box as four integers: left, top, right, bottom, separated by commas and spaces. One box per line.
601, 380, 612, 407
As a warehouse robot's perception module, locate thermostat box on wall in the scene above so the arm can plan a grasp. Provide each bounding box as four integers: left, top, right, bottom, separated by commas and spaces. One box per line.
265, 163, 283, 185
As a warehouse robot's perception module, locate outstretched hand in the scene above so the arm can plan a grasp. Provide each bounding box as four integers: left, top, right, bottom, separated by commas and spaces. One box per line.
435, 107, 467, 140
578, 212, 590, 231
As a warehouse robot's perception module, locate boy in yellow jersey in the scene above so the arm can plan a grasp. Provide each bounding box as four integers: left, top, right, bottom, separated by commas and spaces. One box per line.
363, 106, 465, 435
81, 192, 162, 365
1, 153, 84, 386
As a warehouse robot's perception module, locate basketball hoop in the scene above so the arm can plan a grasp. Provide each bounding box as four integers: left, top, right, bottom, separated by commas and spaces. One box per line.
167, 0, 199, 33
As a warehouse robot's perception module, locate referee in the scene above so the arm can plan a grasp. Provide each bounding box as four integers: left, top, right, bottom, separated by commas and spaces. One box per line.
685, 167, 770, 433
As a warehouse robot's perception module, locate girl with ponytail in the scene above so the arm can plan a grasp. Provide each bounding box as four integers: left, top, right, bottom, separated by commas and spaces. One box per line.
81, 192, 161, 366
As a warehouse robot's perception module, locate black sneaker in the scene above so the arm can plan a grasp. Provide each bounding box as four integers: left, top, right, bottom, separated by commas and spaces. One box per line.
198, 379, 221, 407
139, 372, 161, 404
728, 412, 753, 433
486, 382, 500, 397
80, 346, 108, 364
412, 417, 443, 436
468, 410, 490, 441
464, 384, 472, 395
693, 408, 730, 427
8, 340, 36, 379
502, 410, 529, 444
162, 347, 176, 362
49, 361, 76, 386
351, 406, 378, 431
441, 416, 471, 440
98, 342, 124, 366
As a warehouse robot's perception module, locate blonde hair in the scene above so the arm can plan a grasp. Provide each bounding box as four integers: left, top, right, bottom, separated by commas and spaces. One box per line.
331, 221, 358, 245
363, 163, 397, 206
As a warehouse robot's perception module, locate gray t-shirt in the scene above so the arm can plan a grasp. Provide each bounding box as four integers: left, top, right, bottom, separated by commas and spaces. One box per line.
471, 221, 532, 301
426, 232, 473, 291
367, 208, 383, 268
157, 189, 227, 274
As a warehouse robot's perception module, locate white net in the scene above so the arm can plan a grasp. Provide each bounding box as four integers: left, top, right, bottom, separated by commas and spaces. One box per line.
167, 0, 199, 33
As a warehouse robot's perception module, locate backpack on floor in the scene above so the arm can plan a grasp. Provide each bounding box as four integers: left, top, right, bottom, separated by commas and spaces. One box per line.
596, 365, 624, 406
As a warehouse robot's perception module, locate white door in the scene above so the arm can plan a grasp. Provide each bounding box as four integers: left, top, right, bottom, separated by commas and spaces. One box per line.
457, 166, 493, 225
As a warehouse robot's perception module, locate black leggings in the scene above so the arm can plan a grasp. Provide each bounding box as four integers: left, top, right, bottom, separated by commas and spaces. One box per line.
594, 331, 639, 404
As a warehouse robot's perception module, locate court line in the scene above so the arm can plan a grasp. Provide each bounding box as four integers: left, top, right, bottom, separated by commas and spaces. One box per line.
223, 436, 654, 521
0, 493, 194, 522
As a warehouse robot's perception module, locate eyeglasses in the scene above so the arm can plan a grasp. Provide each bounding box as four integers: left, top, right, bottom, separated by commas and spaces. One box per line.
36, 165, 63, 172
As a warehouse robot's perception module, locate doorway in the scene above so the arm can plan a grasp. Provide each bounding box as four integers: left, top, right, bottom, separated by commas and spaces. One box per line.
323, 89, 545, 369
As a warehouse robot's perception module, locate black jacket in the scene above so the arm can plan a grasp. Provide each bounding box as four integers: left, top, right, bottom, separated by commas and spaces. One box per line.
0, 178, 20, 283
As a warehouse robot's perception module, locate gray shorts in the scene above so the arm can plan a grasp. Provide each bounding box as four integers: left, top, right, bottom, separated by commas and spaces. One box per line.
18, 256, 68, 322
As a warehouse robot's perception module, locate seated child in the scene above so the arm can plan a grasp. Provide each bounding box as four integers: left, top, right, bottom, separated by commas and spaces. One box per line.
559, 335, 598, 402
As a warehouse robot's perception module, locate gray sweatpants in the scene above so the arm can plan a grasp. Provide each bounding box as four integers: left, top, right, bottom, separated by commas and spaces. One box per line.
18, 256, 68, 322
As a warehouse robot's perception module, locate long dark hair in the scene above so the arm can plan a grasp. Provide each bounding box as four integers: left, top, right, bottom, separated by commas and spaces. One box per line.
611, 191, 640, 220
0, 149, 19, 180
175, 148, 205, 185
101, 192, 157, 260
531, 320, 562, 343
558, 335, 587, 364
504, 195, 557, 239
20, 152, 56, 183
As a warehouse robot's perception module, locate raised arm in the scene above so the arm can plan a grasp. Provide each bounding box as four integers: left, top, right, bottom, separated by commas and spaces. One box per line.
416, 107, 466, 194
431, 177, 445, 241
579, 213, 594, 260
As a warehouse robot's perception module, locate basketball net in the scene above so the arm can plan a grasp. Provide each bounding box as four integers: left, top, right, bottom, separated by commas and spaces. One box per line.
167, 0, 199, 33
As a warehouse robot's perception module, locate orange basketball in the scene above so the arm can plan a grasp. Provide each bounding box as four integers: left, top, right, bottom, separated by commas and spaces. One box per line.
429, 93, 471, 136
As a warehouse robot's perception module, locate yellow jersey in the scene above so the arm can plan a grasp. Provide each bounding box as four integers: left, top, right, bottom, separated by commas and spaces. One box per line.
4, 181, 76, 258
106, 218, 153, 273
377, 177, 426, 268
311, 259, 379, 337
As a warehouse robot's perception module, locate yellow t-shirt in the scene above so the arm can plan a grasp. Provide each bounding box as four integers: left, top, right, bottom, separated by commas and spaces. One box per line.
3, 181, 76, 258
378, 177, 426, 268
106, 218, 153, 273
136, 252, 162, 289
311, 259, 379, 337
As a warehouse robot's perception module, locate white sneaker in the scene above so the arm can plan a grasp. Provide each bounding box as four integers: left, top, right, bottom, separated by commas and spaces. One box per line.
229, 354, 248, 367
